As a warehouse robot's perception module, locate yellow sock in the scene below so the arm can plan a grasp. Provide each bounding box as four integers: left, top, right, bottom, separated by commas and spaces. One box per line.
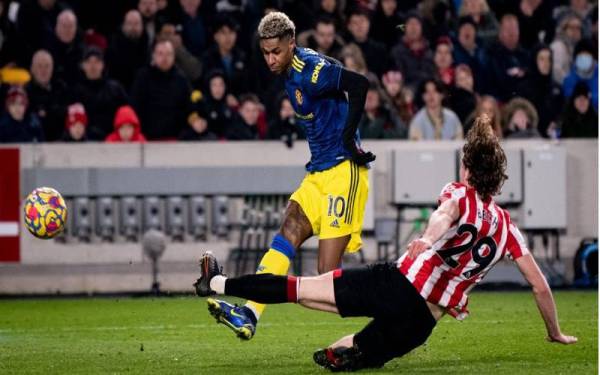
245, 248, 291, 318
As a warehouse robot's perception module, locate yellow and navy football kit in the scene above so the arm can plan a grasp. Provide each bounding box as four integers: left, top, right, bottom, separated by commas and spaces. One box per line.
246, 47, 370, 324
285, 47, 369, 251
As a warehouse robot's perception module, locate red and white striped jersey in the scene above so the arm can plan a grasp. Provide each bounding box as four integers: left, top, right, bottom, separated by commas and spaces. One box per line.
397, 182, 529, 320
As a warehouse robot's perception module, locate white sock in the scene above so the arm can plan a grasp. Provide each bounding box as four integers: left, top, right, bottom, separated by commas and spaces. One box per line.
209, 275, 227, 294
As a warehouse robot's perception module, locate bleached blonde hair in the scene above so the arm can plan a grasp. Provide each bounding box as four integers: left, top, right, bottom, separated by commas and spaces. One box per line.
258, 11, 295, 40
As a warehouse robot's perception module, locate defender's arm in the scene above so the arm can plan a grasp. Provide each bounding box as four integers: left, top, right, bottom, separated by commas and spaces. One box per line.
515, 254, 577, 345
407, 198, 460, 259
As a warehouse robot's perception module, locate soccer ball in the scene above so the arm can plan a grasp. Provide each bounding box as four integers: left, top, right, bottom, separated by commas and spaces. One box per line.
23, 187, 67, 239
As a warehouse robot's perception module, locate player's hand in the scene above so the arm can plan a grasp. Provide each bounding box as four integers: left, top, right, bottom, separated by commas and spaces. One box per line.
348, 147, 376, 166
407, 238, 432, 259
547, 333, 578, 345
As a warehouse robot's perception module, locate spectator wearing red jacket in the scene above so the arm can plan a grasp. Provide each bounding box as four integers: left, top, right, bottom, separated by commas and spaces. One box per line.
105, 105, 147, 143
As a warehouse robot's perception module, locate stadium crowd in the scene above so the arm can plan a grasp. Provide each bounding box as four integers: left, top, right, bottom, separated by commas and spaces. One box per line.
0, 0, 597, 144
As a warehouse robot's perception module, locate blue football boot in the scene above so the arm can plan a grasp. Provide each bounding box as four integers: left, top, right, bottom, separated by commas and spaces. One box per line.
207, 298, 257, 340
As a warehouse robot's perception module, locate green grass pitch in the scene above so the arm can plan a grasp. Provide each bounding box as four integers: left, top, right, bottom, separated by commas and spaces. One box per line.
0, 291, 596, 374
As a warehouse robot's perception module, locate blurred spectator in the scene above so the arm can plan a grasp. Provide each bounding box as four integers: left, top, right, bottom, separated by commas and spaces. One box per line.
313, 0, 346, 32
202, 15, 250, 96
381, 70, 414, 125
339, 43, 380, 84
517, 44, 564, 137
16, 0, 66, 63
105, 105, 147, 142
105, 10, 150, 91
464, 95, 503, 137
157, 22, 202, 84
0, 0, 21, 66
587, 4, 598, 56
559, 81, 598, 138
448, 64, 477, 124
419, 0, 453, 46
138, 0, 159, 47
486, 14, 529, 102
0, 86, 44, 143
563, 38, 598, 110
409, 79, 462, 140
297, 16, 345, 61
550, 12, 583, 86
201, 70, 235, 138
25, 49, 69, 142
452, 17, 488, 93
268, 93, 305, 148
390, 12, 435, 91
553, 0, 594, 37
370, 0, 403, 49
434, 36, 454, 86
72, 47, 129, 140
511, 0, 554, 49
502, 97, 541, 138
225, 93, 261, 140
48, 9, 84, 84
358, 82, 405, 139
346, 9, 388, 77
179, 101, 217, 141
176, 0, 207, 57
131, 40, 191, 140
61, 102, 87, 142
457, 0, 498, 46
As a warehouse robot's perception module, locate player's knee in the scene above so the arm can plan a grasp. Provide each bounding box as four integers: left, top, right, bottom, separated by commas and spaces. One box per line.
317, 261, 337, 274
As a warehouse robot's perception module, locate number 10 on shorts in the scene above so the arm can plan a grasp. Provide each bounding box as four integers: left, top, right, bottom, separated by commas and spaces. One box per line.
327, 195, 346, 218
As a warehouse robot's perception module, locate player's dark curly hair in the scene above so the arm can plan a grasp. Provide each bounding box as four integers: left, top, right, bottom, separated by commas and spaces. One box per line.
462, 114, 508, 200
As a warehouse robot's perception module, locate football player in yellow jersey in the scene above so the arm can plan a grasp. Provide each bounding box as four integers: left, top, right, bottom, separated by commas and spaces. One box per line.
195, 11, 374, 340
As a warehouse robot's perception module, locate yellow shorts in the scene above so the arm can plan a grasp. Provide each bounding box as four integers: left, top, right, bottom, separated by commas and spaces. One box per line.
290, 160, 369, 253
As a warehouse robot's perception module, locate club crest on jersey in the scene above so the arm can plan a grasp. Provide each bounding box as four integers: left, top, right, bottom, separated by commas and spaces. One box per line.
295, 89, 303, 105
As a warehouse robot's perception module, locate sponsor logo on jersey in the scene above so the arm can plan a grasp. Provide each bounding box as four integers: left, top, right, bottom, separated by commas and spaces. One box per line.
311, 59, 325, 83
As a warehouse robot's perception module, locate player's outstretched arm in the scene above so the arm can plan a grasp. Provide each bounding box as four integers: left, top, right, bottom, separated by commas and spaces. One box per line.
515, 254, 578, 345
338, 68, 375, 166
407, 198, 460, 259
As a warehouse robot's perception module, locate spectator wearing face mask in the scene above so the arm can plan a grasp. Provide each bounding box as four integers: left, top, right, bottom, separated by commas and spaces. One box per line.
559, 81, 598, 138
105, 105, 147, 143
0, 86, 44, 143
563, 38, 598, 110
502, 97, 541, 139
106, 10, 150, 90
61, 102, 88, 142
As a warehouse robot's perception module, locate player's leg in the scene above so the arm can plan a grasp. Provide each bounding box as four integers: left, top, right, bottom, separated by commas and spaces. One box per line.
317, 235, 350, 274
244, 200, 313, 317
206, 200, 314, 339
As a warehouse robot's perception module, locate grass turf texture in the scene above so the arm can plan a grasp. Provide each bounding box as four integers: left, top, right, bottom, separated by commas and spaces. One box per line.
0, 291, 596, 374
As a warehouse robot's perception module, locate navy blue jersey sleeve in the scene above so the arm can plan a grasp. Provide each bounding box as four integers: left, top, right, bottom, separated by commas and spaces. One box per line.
302, 57, 342, 97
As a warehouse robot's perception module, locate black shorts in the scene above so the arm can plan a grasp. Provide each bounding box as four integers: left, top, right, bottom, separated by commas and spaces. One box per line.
333, 262, 437, 366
